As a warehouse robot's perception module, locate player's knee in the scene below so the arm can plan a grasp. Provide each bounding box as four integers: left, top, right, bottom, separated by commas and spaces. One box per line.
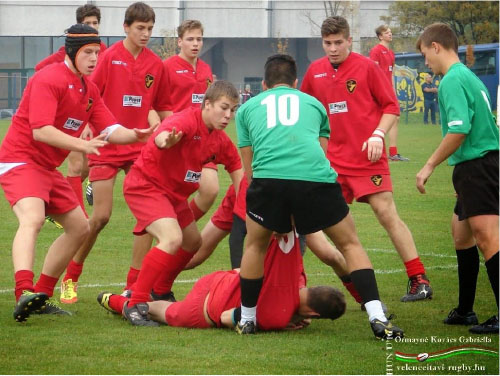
19, 215, 45, 234
89, 214, 111, 232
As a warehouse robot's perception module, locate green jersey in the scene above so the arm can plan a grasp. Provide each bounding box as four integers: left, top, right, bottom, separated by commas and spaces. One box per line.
236, 86, 337, 183
438, 62, 499, 166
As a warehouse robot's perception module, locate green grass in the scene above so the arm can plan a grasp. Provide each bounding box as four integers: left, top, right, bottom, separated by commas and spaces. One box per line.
0, 115, 498, 375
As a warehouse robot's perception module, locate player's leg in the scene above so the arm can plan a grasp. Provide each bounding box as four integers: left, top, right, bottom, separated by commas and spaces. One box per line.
387, 117, 409, 161
189, 166, 219, 220
366, 191, 432, 302
444, 212, 479, 325
184, 220, 229, 270
123, 233, 153, 293
228, 214, 247, 269
146, 300, 173, 324
66, 150, 88, 217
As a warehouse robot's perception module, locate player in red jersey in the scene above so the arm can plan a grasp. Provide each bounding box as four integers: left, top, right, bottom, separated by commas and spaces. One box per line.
369, 25, 408, 162
59, 2, 168, 305
98, 231, 346, 331
35, 4, 108, 219
119, 80, 241, 326
0, 24, 153, 322
301, 16, 432, 303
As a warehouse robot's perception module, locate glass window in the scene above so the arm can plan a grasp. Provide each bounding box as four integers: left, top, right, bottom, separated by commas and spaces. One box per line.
25, 37, 51, 69
0, 37, 22, 68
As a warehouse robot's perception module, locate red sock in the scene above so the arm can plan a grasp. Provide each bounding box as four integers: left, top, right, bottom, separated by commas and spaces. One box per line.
189, 199, 206, 221
67, 176, 88, 218
128, 247, 173, 306
109, 294, 128, 314
34, 273, 59, 298
389, 146, 398, 157
152, 248, 194, 295
14, 270, 34, 301
63, 260, 84, 283
404, 257, 426, 278
342, 281, 363, 304
125, 267, 140, 290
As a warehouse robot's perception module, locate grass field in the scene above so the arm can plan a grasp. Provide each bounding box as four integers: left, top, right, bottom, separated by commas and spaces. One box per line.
0, 114, 498, 375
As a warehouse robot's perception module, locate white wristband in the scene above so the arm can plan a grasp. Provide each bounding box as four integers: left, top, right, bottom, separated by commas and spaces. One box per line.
372, 129, 385, 138
100, 124, 123, 141
368, 136, 383, 143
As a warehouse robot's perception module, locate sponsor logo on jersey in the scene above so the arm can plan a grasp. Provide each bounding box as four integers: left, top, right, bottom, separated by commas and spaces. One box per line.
176, 69, 189, 74
86, 98, 93, 112
370, 175, 383, 186
68, 84, 74, 89
192, 93, 204, 104
145, 74, 154, 89
346, 79, 357, 93
314, 72, 327, 78
112, 60, 127, 66
123, 95, 142, 107
63, 118, 84, 131
184, 170, 202, 183
193, 135, 201, 140
328, 101, 348, 114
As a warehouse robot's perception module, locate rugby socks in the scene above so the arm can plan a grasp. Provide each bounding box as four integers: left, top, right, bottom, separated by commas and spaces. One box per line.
239, 276, 263, 324
109, 294, 128, 314
125, 267, 140, 291
189, 199, 206, 221
404, 257, 426, 278
340, 275, 362, 304
34, 273, 59, 297
350, 269, 386, 322
66, 176, 88, 218
456, 246, 479, 314
152, 248, 194, 295
389, 146, 398, 157
485, 251, 499, 308
63, 260, 84, 283
14, 270, 34, 301
128, 247, 171, 306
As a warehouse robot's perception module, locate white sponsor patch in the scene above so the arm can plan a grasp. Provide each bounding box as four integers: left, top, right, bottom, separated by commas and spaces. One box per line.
123, 95, 142, 107
192, 93, 204, 104
314, 72, 327, 78
176, 69, 189, 74
329, 101, 348, 114
448, 120, 463, 127
184, 170, 202, 183
63, 118, 84, 131
112, 60, 127, 66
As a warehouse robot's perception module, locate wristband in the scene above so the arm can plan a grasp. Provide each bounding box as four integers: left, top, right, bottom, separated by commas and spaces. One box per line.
372, 129, 385, 138
368, 136, 384, 143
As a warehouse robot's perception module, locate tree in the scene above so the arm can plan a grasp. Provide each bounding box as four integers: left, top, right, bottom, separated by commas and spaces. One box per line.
303, 1, 355, 35
151, 28, 178, 60
271, 32, 289, 54
382, 1, 499, 45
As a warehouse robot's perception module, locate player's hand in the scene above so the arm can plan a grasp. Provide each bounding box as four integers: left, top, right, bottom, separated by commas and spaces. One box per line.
155, 128, 183, 149
416, 163, 435, 194
83, 133, 108, 155
133, 125, 155, 143
80, 124, 93, 140
284, 318, 311, 331
361, 136, 384, 162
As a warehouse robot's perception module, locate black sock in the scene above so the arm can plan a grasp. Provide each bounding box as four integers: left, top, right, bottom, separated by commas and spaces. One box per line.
240, 276, 264, 308
350, 269, 380, 303
456, 246, 480, 314
340, 275, 351, 283
485, 252, 499, 310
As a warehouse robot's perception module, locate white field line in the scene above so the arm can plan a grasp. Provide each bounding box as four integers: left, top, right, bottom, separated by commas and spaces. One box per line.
367, 248, 456, 259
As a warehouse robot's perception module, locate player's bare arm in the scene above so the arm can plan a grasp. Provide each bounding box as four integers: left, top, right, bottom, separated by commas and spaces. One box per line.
361, 113, 397, 162
240, 146, 253, 182
416, 133, 466, 194
101, 124, 154, 144
154, 127, 184, 149
229, 168, 244, 196
32, 125, 108, 155
319, 137, 329, 155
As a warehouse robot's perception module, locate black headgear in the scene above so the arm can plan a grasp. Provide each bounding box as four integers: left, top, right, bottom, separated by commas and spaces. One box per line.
65, 24, 101, 72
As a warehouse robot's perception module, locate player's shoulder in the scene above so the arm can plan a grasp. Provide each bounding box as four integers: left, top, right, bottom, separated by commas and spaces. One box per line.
34, 62, 67, 84
163, 54, 181, 67
308, 56, 330, 70
142, 47, 163, 63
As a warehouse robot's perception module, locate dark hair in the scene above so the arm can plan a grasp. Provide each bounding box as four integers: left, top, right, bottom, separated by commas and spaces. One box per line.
307, 286, 346, 320
202, 80, 239, 108
124, 2, 155, 26
375, 24, 389, 38
416, 23, 458, 53
264, 54, 297, 88
76, 4, 101, 24
321, 16, 350, 39
177, 19, 204, 39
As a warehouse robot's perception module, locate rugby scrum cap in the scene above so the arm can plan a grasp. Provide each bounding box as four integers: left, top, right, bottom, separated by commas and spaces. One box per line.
65, 23, 101, 71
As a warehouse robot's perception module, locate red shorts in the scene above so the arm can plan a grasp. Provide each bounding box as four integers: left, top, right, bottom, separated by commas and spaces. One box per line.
164, 273, 216, 328
0, 164, 78, 214
88, 160, 134, 182
211, 185, 236, 231
336, 174, 393, 204
124, 167, 194, 235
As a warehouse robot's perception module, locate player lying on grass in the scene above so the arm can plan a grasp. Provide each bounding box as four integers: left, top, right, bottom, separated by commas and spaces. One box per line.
0, 24, 154, 322
98, 230, 346, 330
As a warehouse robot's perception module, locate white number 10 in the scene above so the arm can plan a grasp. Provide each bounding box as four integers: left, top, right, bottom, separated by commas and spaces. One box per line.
261, 94, 299, 128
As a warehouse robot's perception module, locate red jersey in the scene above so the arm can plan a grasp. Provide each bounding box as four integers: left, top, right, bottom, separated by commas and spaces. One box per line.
0, 62, 116, 170
233, 173, 249, 220
369, 44, 395, 84
301, 53, 400, 176
207, 231, 306, 330
162, 55, 213, 112
88, 41, 169, 163
133, 107, 241, 202
34, 42, 108, 72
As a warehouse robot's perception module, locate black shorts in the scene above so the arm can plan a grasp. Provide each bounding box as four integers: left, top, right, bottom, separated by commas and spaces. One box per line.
453, 151, 499, 220
246, 178, 349, 235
